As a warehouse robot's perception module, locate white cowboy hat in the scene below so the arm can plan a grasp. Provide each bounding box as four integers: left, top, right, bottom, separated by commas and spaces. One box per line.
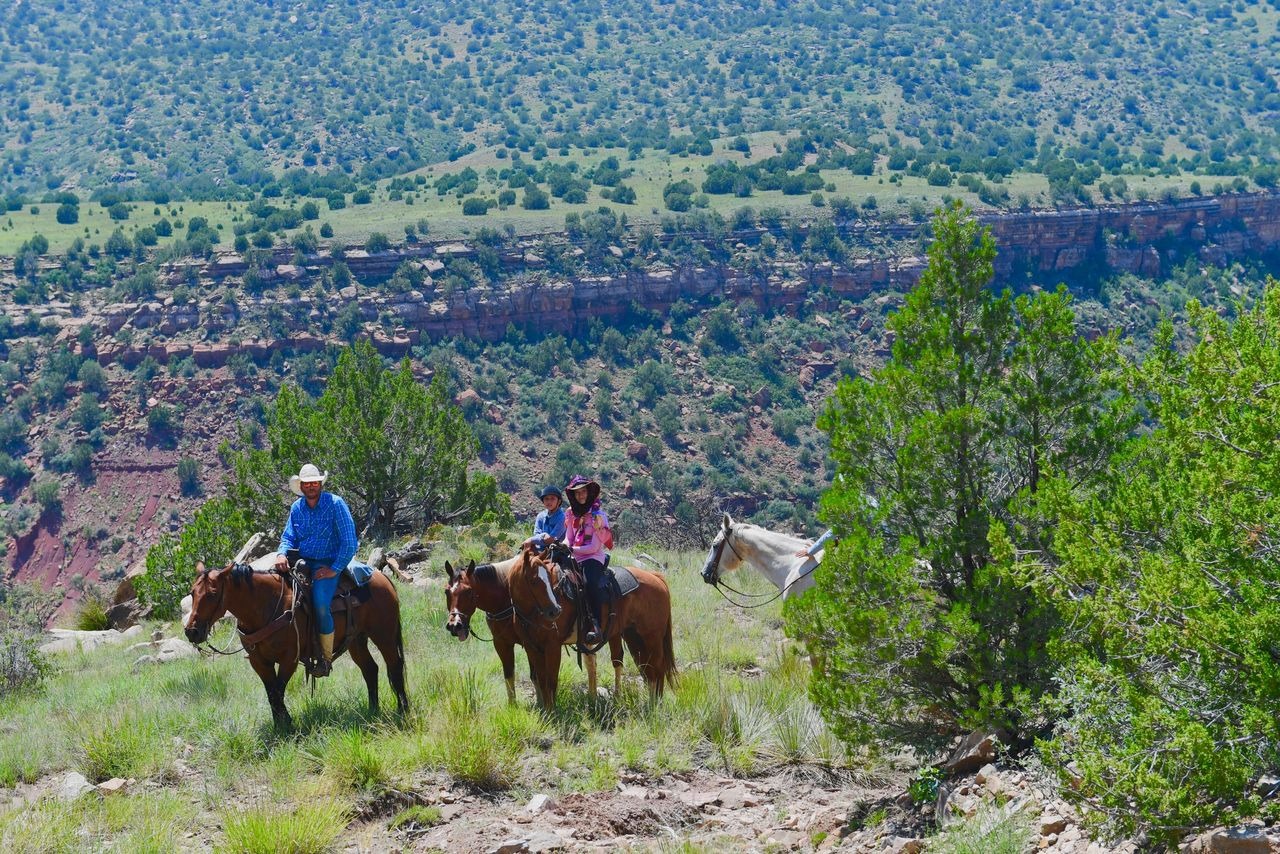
289, 463, 329, 496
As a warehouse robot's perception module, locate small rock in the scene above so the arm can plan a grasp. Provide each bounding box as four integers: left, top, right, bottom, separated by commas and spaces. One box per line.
57, 771, 92, 802
884, 836, 924, 854
942, 730, 1006, 774
677, 790, 720, 808
1184, 826, 1272, 854
526, 793, 553, 814
489, 840, 530, 854
1040, 814, 1068, 836
97, 778, 129, 796
368, 547, 386, 571
975, 763, 998, 785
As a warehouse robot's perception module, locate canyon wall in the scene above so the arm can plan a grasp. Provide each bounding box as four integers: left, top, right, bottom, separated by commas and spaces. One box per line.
15, 193, 1280, 366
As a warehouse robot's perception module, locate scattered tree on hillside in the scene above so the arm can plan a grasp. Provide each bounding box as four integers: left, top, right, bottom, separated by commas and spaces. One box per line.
791, 204, 1131, 749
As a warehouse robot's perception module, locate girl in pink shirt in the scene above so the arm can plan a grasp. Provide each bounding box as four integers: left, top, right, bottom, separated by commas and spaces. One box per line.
564, 474, 613, 643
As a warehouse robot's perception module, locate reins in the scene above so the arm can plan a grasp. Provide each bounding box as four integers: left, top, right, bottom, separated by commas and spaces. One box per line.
708, 529, 822, 610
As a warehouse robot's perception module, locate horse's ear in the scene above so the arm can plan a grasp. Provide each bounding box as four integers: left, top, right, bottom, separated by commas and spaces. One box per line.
444, 560, 455, 580
722, 512, 732, 531
466, 560, 476, 574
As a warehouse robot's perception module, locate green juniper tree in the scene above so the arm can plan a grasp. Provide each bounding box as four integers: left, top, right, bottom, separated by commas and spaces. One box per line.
1024, 284, 1280, 838
790, 204, 1129, 750
139, 341, 510, 617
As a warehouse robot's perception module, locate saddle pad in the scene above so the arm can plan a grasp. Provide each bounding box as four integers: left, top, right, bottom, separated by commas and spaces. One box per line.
610, 566, 640, 598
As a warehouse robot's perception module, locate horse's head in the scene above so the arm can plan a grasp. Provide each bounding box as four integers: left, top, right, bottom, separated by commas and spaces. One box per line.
443, 560, 479, 641
184, 561, 229, 645
701, 512, 744, 585
514, 544, 562, 620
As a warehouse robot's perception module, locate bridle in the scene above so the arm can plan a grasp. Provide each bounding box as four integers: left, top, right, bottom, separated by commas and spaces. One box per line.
190, 566, 242, 656
704, 523, 821, 610
190, 563, 288, 656
446, 571, 515, 644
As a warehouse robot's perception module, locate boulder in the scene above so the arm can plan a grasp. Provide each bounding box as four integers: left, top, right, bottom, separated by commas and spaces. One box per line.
1182, 826, 1273, 854
40, 625, 144, 655
942, 730, 1006, 774
105, 600, 142, 631
57, 771, 93, 802
626, 441, 649, 463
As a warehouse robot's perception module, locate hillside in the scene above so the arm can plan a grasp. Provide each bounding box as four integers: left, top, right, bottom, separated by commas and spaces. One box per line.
3, 193, 1278, 622
3, 0, 1280, 203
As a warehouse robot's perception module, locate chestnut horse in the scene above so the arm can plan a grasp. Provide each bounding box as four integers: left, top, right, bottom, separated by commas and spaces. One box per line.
508, 544, 675, 709
444, 556, 620, 703
184, 561, 408, 729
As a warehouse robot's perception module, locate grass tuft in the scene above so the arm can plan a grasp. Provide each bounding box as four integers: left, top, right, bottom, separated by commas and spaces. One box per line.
322, 727, 389, 791
77, 715, 168, 782
220, 800, 348, 854
930, 804, 1034, 854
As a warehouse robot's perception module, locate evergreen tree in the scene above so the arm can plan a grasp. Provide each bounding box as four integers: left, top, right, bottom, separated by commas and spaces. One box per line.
791, 204, 1128, 749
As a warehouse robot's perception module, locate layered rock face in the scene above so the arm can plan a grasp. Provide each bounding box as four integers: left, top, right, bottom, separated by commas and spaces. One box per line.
19, 193, 1280, 367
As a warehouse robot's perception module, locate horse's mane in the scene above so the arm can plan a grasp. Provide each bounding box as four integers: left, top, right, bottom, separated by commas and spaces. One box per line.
229, 562, 255, 586
473, 563, 499, 585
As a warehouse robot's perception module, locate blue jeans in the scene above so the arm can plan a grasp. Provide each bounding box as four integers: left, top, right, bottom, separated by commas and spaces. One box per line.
311, 573, 339, 634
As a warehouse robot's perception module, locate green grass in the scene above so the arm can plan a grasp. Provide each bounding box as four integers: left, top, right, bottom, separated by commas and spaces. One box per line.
0, 137, 1222, 255
220, 800, 349, 854
930, 805, 1035, 854
0, 536, 858, 847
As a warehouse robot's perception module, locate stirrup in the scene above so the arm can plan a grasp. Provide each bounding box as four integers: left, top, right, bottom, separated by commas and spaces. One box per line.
312, 657, 332, 678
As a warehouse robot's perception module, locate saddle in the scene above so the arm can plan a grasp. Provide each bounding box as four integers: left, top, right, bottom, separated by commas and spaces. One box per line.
286, 559, 375, 676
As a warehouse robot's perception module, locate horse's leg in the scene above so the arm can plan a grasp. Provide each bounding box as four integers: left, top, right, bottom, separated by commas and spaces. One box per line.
524, 646, 544, 708
496, 635, 517, 704
622, 627, 660, 701
585, 652, 598, 700
609, 636, 624, 695
540, 642, 562, 710
369, 619, 409, 715
347, 635, 380, 715
249, 653, 292, 730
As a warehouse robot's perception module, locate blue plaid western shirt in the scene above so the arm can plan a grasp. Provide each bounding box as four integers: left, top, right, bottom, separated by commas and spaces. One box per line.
276, 492, 358, 573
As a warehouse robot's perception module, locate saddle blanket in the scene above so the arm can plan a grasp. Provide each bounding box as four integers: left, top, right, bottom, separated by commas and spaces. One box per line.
610, 566, 640, 598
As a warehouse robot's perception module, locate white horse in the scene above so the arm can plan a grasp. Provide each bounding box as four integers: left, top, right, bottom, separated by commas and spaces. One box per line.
700, 513, 823, 601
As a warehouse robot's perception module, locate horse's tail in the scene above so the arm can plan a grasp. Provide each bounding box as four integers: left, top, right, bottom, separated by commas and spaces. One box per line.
396, 616, 405, 672
661, 608, 677, 689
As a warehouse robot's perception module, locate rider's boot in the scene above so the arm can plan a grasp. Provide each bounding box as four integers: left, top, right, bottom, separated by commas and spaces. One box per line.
583, 590, 601, 645
315, 632, 334, 677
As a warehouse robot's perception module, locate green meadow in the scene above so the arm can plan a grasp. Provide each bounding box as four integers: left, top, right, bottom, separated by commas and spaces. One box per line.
0, 534, 858, 850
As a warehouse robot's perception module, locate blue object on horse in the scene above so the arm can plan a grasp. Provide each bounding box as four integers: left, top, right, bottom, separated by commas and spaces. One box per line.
345, 562, 375, 587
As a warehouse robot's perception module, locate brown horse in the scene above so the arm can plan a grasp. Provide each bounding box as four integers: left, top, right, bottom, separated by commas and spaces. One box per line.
508, 544, 676, 709
444, 556, 619, 703
184, 561, 408, 729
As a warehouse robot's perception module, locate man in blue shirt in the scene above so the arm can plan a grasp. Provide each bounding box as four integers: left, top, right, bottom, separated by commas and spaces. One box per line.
523, 485, 567, 551
274, 463, 358, 677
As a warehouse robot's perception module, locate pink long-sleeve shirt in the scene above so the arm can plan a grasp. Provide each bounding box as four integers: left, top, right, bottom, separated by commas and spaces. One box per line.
565, 509, 611, 564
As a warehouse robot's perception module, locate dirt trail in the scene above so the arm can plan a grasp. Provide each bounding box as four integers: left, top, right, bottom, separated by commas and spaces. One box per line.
346, 768, 893, 852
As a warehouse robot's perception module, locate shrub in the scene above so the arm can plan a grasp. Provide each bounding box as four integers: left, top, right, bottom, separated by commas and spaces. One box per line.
177, 457, 200, 496
0, 631, 48, 698
31, 480, 61, 515
73, 590, 111, 631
